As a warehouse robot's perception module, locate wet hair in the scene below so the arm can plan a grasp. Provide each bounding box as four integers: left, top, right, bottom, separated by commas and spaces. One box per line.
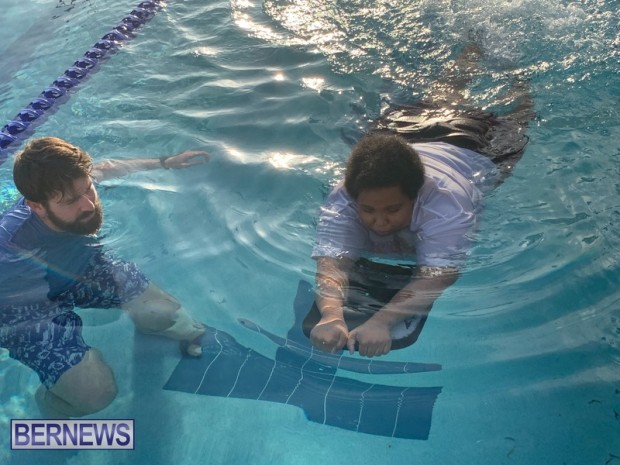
344, 133, 425, 200
13, 137, 93, 203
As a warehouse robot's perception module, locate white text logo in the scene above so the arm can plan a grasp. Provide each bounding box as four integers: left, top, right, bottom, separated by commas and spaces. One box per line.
11, 419, 134, 450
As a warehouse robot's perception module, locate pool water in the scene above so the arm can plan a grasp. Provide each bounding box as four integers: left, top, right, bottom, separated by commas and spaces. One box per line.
1, 0, 619, 464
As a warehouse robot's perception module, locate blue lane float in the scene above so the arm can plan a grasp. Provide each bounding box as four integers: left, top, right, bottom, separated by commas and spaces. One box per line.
0, 0, 166, 166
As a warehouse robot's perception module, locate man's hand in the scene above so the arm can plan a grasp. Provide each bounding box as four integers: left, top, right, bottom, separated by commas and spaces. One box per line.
346, 319, 392, 357
93, 150, 210, 181
163, 150, 209, 169
310, 317, 349, 353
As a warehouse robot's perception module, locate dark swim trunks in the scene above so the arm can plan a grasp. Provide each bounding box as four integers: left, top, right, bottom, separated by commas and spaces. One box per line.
371, 99, 532, 184
0, 252, 148, 388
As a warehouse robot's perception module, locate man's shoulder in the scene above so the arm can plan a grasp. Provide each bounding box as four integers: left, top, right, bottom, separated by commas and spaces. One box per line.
0, 200, 39, 249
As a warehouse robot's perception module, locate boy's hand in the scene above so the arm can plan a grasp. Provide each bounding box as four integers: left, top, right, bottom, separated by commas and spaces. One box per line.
310, 318, 349, 353
346, 319, 392, 357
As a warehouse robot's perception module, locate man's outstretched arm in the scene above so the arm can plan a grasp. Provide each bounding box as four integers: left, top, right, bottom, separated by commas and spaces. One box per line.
92, 150, 208, 182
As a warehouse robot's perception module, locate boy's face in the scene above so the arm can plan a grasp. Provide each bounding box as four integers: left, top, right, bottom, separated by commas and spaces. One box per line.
356, 185, 414, 236
29, 175, 103, 235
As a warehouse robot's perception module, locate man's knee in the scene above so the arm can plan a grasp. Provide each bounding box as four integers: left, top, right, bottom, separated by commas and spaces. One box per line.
72, 375, 117, 416
123, 283, 181, 332
50, 348, 118, 416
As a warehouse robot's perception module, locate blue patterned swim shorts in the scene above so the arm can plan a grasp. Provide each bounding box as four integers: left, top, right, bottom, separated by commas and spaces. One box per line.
0, 251, 149, 388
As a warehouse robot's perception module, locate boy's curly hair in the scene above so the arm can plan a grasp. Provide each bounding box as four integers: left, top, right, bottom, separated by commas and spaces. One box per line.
344, 133, 425, 200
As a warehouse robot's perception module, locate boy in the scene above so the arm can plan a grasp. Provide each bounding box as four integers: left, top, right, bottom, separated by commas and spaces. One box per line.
306, 43, 533, 357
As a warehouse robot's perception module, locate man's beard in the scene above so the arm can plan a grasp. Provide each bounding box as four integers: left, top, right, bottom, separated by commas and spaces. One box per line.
46, 201, 104, 235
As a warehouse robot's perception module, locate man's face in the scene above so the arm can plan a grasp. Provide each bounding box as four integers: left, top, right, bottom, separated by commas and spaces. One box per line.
356, 185, 414, 236
36, 176, 103, 235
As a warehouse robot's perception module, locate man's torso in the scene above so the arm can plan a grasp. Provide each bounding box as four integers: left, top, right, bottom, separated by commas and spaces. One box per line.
0, 198, 99, 311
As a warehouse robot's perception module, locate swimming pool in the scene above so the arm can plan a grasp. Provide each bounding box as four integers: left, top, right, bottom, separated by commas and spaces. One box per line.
1, 0, 619, 463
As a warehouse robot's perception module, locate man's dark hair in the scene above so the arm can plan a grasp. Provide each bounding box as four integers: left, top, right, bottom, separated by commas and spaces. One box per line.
344, 133, 425, 199
13, 137, 93, 203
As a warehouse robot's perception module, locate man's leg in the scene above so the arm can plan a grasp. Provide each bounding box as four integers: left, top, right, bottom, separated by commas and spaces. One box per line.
2, 308, 118, 418
122, 282, 205, 357
35, 348, 117, 418
69, 252, 206, 357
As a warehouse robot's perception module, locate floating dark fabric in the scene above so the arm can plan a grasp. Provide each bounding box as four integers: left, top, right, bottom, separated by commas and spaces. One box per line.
371, 91, 534, 183
164, 280, 442, 440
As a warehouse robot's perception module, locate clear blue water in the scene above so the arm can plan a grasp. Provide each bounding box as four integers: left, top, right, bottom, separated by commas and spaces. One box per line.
1, 0, 619, 464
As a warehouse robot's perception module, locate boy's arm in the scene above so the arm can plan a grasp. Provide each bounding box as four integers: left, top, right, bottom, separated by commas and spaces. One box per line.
347, 266, 459, 356
374, 265, 458, 325
311, 256, 354, 352
91, 150, 208, 182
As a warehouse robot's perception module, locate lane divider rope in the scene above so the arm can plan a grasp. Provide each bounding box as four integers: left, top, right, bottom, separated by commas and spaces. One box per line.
0, 0, 166, 167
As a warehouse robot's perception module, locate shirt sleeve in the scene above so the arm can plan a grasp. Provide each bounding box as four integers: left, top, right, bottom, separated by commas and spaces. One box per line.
312, 185, 369, 260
